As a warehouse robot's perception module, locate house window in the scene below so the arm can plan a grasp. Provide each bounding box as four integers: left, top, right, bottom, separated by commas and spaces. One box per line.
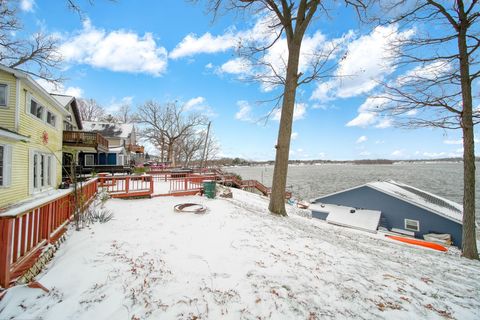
30, 99, 44, 120
33, 154, 38, 189
47, 156, 51, 186
405, 219, 420, 232
46, 111, 56, 127
32, 151, 54, 192
85, 154, 94, 166
0, 84, 7, 106
0, 144, 12, 187
118, 154, 124, 166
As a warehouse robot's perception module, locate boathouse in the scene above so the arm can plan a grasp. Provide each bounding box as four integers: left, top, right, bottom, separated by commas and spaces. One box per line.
311, 180, 464, 247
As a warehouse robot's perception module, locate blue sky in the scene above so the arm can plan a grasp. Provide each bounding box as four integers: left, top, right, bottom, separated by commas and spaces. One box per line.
17, 0, 475, 161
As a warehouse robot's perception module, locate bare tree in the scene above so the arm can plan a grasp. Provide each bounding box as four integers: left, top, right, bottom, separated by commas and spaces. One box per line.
116, 103, 134, 123
368, 0, 479, 259
78, 98, 105, 121
178, 131, 205, 167
136, 101, 208, 166
204, 0, 365, 215
0, 0, 62, 82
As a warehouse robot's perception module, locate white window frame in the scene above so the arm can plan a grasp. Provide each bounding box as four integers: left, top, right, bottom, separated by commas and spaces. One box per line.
404, 219, 420, 232
28, 96, 45, 121
26, 93, 59, 131
0, 83, 8, 108
85, 154, 95, 166
0, 143, 12, 187
46, 110, 57, 129
31, 150, 55, 193
118, 154, 124, 166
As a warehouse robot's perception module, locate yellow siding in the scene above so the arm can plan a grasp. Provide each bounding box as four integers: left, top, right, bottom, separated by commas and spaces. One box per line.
0, 75, 64, 208
0, 138, 29, 208
0, 71, 17, 131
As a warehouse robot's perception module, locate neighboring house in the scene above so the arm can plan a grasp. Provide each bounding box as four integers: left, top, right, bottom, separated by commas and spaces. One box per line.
311, 180, 464, 247
51, 94, 109, 176
81, 121, 144, 167
0, 65, 69, 209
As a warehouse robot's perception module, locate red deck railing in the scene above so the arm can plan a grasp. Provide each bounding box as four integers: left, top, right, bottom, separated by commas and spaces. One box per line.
98, 175, 154, 198
0, 179, 98, 288
168, 175, 216, 193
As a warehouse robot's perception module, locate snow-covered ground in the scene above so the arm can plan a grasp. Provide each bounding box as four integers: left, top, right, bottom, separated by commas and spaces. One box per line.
1, 189, 479, 319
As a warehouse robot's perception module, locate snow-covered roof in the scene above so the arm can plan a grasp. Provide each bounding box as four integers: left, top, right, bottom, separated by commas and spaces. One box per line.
51, 94, 73, 107
82, 121, 134, 139
367, 181, 463, 224
0, 64, 69, 116
50, 94, 83, 130
315, 180, 463, 224
310, 203, 381, 233
109, 146, 125, 153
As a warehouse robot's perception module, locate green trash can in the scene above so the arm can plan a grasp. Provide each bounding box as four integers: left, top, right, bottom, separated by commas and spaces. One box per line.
203, 180, 216, 199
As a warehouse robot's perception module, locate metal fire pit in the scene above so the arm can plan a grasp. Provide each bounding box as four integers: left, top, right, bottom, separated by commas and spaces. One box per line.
174, 203, 207, 214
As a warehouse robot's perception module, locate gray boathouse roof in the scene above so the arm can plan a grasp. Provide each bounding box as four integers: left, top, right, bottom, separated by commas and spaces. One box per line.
315, 180, 463, 224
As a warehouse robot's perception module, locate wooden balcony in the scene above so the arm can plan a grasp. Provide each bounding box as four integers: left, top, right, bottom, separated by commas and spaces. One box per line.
128, 144, 144, 153
63, 131, 109, 152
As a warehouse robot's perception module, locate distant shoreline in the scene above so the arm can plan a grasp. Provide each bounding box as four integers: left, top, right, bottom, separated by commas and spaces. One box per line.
217, 157, 472, 167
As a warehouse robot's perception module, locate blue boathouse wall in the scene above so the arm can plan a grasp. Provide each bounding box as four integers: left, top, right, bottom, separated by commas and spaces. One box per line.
313, 186, 463, 247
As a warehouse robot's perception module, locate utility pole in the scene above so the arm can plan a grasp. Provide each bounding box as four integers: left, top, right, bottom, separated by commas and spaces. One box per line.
200, 121, 211, 170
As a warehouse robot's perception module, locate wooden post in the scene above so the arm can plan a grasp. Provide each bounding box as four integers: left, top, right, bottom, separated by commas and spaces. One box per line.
149, 176, 154, 194
46, 203, 53, 243
0, 218, 13, 288
125, 176, 130, 194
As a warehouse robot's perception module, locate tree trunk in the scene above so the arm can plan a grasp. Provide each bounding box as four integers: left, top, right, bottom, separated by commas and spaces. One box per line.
167, 142, 175, 166
458, 7, 478, 259
268, 42, 302, 216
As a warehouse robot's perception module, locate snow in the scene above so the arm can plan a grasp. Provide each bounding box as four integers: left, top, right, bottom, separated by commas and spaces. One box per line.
316, 203, 381, 233
82, 121, 134, 139
1, 188, 479, 319
368, 181, 463, 224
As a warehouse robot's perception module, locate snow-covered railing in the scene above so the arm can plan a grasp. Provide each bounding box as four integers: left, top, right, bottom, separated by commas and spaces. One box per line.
98, 175, 154, 198
0, 178, 98, 288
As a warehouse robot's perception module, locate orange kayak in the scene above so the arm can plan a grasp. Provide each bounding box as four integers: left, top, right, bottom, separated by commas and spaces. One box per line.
386, 235, 448, 252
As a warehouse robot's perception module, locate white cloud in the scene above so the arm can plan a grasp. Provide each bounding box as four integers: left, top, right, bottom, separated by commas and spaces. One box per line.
184, 97, 205, 110
356, 135, 368, 143
61, 19, 168, 76
375, 140, 385, 144
423, 152, 446, 158
346, 96, 391, 128
183, 96, 217, 117
391, 149, 404, 157
205, 63, 213, 69
444, 139, 463, 145
397, 60, 452, 85
20, 0, 34, 12
235, 100, 253, 122
105, 96, 134, 114
346, 112, 376, 127
36, 79, 84, 98
359, 151, 371, 156
375, 118, 393, 128
220, 58, 251, 75
444, 138, 479, 145
170, 32, 237, 59
312, 25, 414, 102
273, 103, 307, 121
291, 132, 298, 140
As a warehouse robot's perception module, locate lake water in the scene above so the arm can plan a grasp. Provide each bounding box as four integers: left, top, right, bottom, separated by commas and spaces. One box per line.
229, 162, 480, 215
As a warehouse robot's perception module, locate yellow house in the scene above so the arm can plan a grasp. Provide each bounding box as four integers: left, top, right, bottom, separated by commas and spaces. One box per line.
0, 65, 69, 209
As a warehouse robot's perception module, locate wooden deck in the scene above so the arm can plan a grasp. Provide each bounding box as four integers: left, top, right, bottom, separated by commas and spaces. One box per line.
63, 131, 109, 152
